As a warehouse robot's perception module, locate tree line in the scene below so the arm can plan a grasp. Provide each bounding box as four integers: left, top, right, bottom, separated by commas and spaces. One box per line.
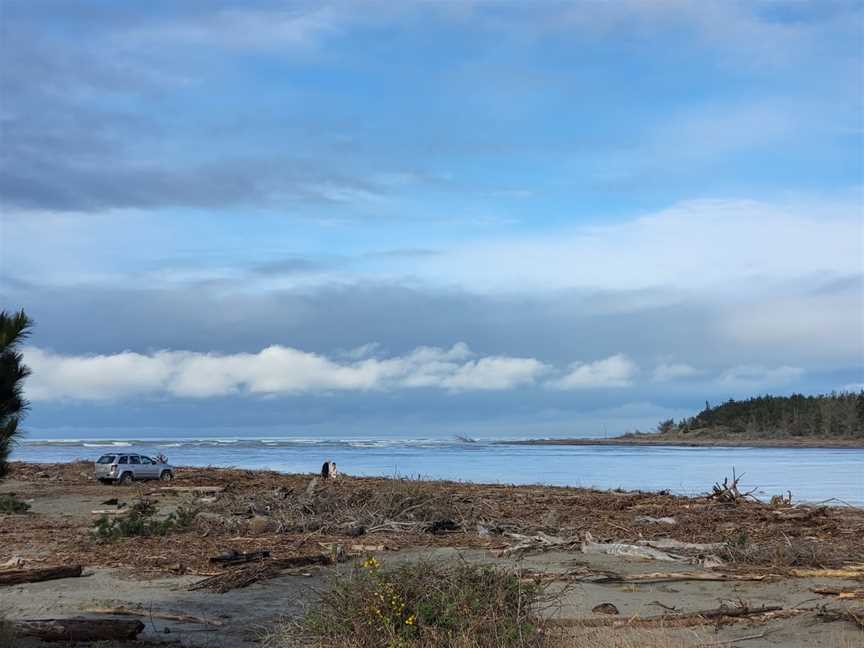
658, 392, 864, 438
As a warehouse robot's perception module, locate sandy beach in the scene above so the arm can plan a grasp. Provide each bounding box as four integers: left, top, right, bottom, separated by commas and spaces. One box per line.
1, 461, 862, 647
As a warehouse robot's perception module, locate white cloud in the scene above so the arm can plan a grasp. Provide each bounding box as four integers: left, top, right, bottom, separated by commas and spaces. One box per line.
23, 343, 550, 401
413, 197, 863, 294
652, 363, 701, 382
550, 354, 637, 390
717, 365, 805, 388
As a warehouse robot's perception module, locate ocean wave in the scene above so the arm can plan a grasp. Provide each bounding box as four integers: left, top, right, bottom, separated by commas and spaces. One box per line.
25, 436, 493, 450
82, 442, 132, 448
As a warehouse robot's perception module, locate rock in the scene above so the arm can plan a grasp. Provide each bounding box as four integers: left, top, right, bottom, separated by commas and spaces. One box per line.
592, 603, 620, 615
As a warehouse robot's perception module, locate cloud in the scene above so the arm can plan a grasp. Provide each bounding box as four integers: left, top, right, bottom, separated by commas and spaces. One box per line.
23, 343, 550, 401
550, 354, 638, 390
652, 363, 702, 382
720, 290, 864, 362
415, 197, 863, 293
717, 365, 805, 388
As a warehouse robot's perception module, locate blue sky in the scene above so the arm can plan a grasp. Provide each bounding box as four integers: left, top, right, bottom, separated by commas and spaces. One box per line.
1, 0, 862, 439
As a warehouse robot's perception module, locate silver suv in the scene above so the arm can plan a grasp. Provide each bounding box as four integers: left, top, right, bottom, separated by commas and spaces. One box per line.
94, 453, 175, 485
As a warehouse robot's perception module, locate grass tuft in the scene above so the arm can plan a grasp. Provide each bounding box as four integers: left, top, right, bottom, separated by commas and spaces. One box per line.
0, 493, 30, 514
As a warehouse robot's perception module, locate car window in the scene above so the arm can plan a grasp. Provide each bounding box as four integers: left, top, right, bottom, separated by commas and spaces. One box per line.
119, 456, 128, 464
130, 456, 141, 464
140, 456, 153, 464
97, 455, 116, 464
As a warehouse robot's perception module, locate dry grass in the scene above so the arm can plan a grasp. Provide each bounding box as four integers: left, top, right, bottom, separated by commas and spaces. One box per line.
719, 531, 838, 570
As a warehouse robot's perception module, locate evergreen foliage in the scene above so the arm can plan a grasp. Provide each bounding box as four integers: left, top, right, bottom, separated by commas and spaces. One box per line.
0, 309, 32, 480
668, 392, 864, 438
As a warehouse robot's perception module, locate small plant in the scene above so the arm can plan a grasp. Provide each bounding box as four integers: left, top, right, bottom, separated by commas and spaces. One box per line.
0, 493, 30, 514
268, 558, 548, 648
94, 498, 178, 541
174, 498, 202, 529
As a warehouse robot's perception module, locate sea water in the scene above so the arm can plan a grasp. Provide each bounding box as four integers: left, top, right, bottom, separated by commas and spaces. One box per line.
13, 434, 864, 505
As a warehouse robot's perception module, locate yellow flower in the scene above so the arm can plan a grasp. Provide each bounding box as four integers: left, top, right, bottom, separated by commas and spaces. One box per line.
405, 614, 415, 626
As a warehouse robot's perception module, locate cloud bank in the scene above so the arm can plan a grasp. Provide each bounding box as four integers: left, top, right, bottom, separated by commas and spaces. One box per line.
23, 343, 553, 401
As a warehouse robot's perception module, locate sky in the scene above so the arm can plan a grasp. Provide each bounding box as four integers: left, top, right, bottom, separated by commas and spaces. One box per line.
1, 0, 863, 440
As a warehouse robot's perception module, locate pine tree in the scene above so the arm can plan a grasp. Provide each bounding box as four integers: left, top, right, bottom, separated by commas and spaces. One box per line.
0, 310, 32, 480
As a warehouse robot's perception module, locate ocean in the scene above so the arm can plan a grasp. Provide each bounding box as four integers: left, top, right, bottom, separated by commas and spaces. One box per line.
13, 435, 864, 506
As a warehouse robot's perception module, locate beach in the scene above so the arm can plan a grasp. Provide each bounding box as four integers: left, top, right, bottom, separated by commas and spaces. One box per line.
1, 461, 863, 646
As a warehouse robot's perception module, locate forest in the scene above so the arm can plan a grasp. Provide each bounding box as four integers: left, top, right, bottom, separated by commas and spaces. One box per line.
658, 392, 864, 439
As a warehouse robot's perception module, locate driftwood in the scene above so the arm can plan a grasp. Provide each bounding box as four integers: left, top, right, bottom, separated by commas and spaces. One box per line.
495, 532, 578, 556
790, 564, 864, 579
524, 568, 766, 585
0, 565, 83, 586
161, 485, 224, 494
210, 549, 271, 564
82, 606, 224, 626
190, 554, 337, 593
14, 618, 144, 641
708, 468, 758, 504
549, 603, 792, 629
810, 587, 864, 600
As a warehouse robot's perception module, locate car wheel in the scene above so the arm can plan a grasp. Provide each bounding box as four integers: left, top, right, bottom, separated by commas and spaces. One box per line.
118, 472, 133, 485
159, 470, 174, 481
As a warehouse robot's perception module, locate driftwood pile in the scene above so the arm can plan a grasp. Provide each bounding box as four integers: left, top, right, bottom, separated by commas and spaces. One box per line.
708, 468, 758, 504
191, 550, 343, 593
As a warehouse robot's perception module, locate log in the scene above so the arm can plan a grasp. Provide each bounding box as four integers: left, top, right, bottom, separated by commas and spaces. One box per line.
161, 485, 224, 494
15, 618, 144, 641
523, 569, 766, 585
0, 565, 83, 586
810, 587, 864, 599
548, 604, 791, 629
210, 549, 271, 564
82, 606, 224, 626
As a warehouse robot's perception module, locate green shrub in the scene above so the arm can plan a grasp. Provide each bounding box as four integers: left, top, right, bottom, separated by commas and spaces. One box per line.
269, 558, 547, 648
94, 498, 178, 541
0, 494, 29, 514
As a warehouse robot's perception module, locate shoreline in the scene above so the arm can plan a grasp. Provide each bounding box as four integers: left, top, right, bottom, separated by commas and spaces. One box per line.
498, 436, 864, 449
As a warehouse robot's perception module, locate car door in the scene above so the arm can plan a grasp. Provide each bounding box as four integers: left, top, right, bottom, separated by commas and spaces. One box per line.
129, 454, 143, 478
117, 455, 129, 478
139, 455, 158, 479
